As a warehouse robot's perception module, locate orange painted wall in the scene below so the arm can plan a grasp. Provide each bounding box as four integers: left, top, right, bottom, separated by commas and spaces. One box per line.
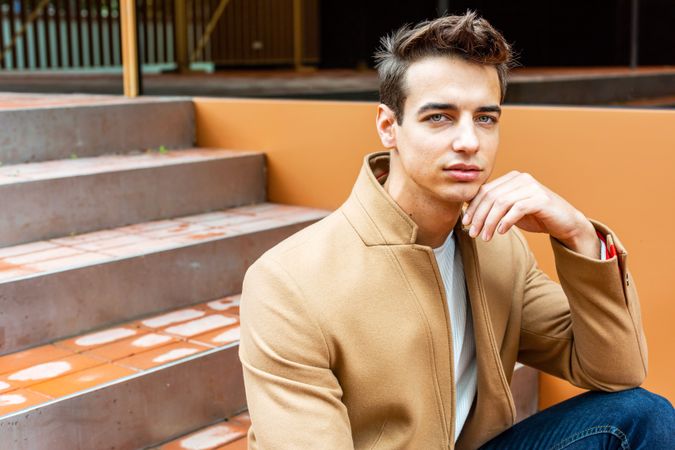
195, 98, 675, 408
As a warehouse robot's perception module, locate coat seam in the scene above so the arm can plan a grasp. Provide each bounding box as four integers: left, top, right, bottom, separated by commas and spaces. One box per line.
470, 238, 517, 425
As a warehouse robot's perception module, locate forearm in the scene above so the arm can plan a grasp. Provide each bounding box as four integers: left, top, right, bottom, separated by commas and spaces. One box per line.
551, 221, 648, 388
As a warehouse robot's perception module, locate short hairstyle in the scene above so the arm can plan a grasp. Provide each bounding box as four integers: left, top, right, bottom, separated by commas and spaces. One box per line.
374, 11, 514, 123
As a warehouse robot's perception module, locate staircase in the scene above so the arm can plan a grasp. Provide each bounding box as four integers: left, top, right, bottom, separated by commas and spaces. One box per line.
0, 94, 327, 449
0, 93, 538, 449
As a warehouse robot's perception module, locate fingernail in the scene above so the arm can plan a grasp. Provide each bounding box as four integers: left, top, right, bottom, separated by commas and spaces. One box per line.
497, 223, 504, 234
482, 231, 489, 241
469, 225, 477, 237
462, 214, 470, 225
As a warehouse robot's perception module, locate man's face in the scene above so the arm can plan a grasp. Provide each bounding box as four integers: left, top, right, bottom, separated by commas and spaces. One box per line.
378, 55, 502, 207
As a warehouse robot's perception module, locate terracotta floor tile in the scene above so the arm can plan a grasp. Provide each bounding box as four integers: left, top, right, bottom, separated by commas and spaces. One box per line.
190, 326, 240, 349
204, 296, 240, 313
100, 239, 178, 257
278, 210, 328, 224
0, 354, 105, 389
215, 438, 247, 450
0, 389, 52, 417
141, 223, 212, 241
0, 241, 58, 259
50, 230, 126, 247
229, 218, 289, 235
169, 229, 234, 244
140, 308, 208, 329
29, 363, 137, 398
23, 251, 110, 272
159, 421, 247, 450
83, 332, 178, 362
179, 211, 233, 224
115, 342, 211, 371
0, 267, 38, 281
185, 214, 257, 228
4, 246, 82, 265
227, 203, 288, 217
0, 345, 74, 376
0, 379, 18, 394
117, 219, 183, 235
162, 315, 239, 339
56, 326, 147, 353
73, 234, 147, 252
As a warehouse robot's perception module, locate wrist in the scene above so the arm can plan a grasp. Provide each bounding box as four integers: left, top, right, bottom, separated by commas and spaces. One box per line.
559, 218, 601, 258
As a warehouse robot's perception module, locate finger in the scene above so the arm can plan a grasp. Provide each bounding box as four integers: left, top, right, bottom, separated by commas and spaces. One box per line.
463, 171, 521, 225
497, 197, 543, 235
467, 178, 529, 238
479, 186, 536, 241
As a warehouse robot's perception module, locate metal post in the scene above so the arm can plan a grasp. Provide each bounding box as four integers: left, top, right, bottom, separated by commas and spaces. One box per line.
629, 0, 639, 69
174, 0, 189, 73
120, 0, 141, 97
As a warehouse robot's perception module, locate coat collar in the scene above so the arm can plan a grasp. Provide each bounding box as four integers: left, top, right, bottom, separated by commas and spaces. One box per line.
341, 151, 418, 246
342, 151, 468, 247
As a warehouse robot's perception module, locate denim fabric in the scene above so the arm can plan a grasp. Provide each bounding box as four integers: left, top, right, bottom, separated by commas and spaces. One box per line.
479, 388, 674, 449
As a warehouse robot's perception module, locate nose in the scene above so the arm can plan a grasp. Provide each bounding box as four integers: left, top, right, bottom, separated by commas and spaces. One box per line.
451, 118, 479, 153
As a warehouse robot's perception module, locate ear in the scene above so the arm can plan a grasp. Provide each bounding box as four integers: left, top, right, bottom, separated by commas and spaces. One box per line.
376, 104, 398, 149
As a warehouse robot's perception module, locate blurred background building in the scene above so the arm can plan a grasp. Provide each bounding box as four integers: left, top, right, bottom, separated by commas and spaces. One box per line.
0, 0, 673, 105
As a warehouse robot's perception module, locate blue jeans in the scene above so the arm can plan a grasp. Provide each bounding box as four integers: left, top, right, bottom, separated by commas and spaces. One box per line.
479, 388, 674, 449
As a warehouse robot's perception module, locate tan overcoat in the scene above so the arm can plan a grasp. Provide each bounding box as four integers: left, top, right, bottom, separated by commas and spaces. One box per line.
239, 152, 648, 450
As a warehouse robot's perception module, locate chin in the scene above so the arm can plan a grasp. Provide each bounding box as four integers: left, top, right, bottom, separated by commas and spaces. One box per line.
436, 185, 480, 204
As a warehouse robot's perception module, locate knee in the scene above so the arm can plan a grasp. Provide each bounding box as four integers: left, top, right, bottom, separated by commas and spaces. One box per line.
615, 388, 674, 438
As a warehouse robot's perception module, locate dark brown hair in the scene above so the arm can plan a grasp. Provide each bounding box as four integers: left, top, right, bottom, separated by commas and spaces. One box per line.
374, 11, 514, 123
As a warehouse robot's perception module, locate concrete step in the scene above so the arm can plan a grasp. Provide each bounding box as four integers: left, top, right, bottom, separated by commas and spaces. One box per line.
0, 148, 266, 248
0, 203, 328, 355
0, 97, 194, 165
0, 296, 247, 450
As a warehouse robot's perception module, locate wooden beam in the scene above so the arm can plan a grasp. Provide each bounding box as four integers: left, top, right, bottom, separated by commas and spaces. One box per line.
292, 0, 303, 70
120, 0, 140, 97
174, 0, 189, 73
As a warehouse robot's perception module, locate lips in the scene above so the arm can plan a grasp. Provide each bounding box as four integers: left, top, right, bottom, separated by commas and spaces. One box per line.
443, 164, 482, 182
444, 163, 481, 171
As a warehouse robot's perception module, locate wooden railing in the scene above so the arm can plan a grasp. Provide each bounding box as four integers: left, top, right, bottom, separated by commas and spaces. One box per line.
0, 0, 318, 71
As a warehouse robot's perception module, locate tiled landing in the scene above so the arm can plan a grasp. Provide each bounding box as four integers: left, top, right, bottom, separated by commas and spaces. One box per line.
0, 203, 324, 282
152, 411, 250, 450
0, 148, 258, 185
0, 295, 241, 417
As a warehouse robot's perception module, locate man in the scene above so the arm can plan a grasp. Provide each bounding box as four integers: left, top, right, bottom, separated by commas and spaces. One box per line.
239, 12, 674, 449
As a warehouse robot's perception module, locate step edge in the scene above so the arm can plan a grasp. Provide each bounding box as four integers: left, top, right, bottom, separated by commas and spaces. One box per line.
0, 342, 238, 421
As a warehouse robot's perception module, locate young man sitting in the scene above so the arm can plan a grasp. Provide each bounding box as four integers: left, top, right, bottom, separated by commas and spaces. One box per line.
239, 12, 674, 449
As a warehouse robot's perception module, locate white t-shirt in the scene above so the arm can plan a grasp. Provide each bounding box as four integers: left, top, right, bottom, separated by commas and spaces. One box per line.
432, 231, 477, 442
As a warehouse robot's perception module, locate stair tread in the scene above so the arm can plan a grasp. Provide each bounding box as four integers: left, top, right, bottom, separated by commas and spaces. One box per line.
0, 295, 241, 418
0, 202, 327, 282
0, 148, 259, 183
152, 411, 250, 450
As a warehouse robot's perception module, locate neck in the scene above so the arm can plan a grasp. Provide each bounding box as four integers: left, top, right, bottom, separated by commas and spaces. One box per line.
383, 160, 462, 249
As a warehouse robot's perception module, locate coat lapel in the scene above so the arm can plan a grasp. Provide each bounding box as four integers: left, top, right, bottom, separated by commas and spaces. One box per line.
455, 227, 516, 449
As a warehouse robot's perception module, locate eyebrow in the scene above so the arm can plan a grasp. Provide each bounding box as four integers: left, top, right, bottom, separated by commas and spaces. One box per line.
417, 102, 502, 116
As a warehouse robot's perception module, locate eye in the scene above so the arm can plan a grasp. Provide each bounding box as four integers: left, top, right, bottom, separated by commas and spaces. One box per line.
427, 113, 447, 123
476, 115, 497, 124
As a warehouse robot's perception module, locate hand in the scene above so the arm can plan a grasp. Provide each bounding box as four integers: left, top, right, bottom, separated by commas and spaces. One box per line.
462, 171, 601, 258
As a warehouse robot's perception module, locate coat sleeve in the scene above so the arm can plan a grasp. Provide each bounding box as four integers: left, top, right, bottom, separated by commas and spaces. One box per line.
239, 255, 354, 449
515, 220, 648, 391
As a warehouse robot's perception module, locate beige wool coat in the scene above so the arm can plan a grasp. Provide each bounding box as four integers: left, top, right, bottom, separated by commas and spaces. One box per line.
239, 152, 648, 450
